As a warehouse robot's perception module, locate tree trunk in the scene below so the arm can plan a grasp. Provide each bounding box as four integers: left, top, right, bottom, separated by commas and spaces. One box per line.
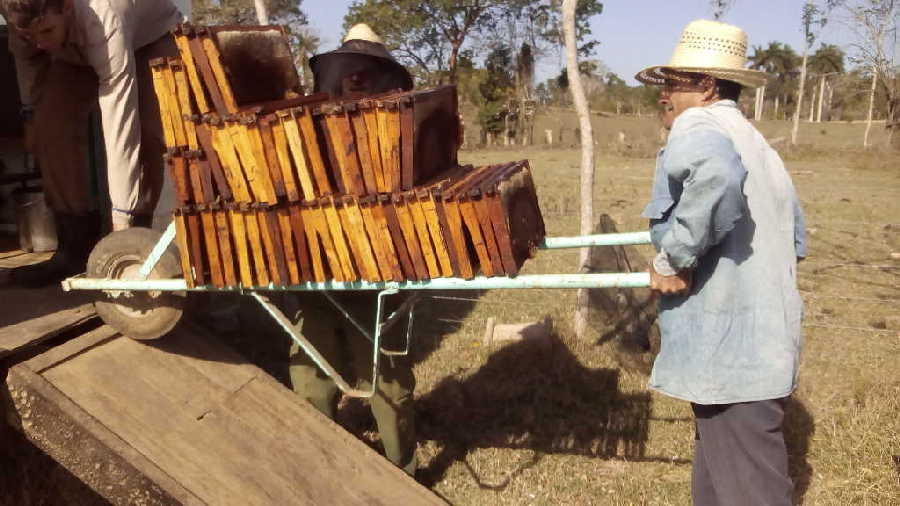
808, 80, 816, 122
754, 87, 762, 121
774, 95, 780, 120
253, 0, 269, 24
448, 43, 460, 84
563, 0, 595, 340
792, 2, 811, 145
816, 75, 826, 122
864, 69, 877, 148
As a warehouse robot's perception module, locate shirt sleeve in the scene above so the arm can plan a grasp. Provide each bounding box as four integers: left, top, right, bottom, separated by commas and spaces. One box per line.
658, 128, 748, 270
7, 25, 47, 107
82, 7, 144, 226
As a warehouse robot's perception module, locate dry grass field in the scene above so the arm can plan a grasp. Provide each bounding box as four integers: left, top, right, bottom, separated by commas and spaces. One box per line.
2, 113, 898, 505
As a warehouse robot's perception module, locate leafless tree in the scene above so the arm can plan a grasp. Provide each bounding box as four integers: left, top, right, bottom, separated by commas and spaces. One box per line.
840, 0, 900, 147
562, 0, 594, 339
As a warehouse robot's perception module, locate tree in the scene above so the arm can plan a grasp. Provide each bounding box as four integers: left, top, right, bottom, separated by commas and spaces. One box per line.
344, 0, 602, 84
841, 0, 900, 148
749, 42, 800, 120
562, 0, 594, 340
809, 43, 845, 121
344, 0, 501, 82
192, 0, 306, 25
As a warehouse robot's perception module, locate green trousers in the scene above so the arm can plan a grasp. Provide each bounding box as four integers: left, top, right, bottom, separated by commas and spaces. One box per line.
286, 293, 417, 475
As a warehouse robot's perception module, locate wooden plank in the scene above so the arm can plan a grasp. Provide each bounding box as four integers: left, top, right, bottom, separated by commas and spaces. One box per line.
173, 212, 196, 288
376, 103, 401, 192
287, 204, 313, 282
399, 97, 415, 189
360, 103, 386, 192
360, 199, 400, 282
392, 195, 430, 280
185, 209, 207, 286
264, 208, 291, 286
189, 157, 225, 288
338, 197, 381, 282
279, 111, 318, 200
473, 194, 506, 276
187, 35, 227, 115
301, 205, 327, 282
173, 29, 210, 114
170, 58, 199, 150
418, 192, 454, 277
200, 32, 239, 113
8, 325, 442, 505
243, 209, 270, 286
149, 59, 177, 149
368, 199, 404, 281
257, 117, 287, 199
161, 61, 188, 148
255, 209, 284, 286
485, 192, 519, 276
294, 107, 333, 196
0, 304, 96, 359
213, 209, 238, 287
347, 105, 379, 194
269, 118, 301, 202
6, 342, 201, 504
324, 110, 366, 195
458, 198, 495, 277
441, 198, 474, 279
243, 120, 279, 204
195, 126, 233, 202
301, 204, 343, 282
228, 208, 254, 286
209, 121, 252, 202
379, 195, 417, 281
276, 207, 301, 285
406, 195, 441, 278
321, 198, 357, 281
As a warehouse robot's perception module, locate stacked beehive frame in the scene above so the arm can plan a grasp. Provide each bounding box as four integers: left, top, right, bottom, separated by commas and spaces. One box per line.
151, 24, 544, 288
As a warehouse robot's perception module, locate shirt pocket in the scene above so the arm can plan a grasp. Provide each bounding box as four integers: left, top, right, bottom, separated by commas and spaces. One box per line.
641, 197, 675, 220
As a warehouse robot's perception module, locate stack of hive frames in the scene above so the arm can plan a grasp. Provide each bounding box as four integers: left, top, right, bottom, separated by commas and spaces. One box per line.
151, 24, 543, 287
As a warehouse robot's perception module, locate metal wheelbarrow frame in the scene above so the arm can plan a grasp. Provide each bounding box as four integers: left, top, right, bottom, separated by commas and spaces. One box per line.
63, 221, 651, 398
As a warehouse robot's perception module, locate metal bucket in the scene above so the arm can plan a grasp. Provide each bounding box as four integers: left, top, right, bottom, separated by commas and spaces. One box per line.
13, 187, 57, 253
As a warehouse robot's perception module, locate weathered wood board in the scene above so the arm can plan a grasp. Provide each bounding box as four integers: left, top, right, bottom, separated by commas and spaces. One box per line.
4, 324, 441, 505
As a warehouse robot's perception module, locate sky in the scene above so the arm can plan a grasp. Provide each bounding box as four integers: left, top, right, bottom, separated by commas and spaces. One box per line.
302, 0, 860, 85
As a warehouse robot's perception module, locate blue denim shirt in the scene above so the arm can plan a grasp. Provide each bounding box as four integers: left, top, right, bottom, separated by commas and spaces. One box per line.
642, 100, 806, 404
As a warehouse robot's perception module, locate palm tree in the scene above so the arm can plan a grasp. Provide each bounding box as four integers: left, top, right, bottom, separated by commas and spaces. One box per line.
749, 42, 800, 120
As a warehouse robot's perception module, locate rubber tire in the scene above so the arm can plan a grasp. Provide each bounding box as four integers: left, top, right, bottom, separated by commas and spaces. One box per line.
87, 227, 185, 340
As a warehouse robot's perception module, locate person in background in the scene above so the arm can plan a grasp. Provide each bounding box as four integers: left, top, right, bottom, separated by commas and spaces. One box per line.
636, 19, 806, 506
288, 23, 417, 477
3, 0, 184, 286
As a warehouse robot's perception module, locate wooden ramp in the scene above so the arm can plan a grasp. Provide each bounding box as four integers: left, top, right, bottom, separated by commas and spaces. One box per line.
4, 322, 441, 505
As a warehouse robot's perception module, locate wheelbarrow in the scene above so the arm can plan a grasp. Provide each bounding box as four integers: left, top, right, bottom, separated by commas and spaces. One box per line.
62, 223, 652, 398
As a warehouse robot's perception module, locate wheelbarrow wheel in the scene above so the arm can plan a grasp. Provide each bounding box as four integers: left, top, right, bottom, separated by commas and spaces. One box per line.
87, 227, 185, 341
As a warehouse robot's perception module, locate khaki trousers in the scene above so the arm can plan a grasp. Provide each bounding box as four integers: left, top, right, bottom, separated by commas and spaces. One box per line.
287, 293, 418, 475
31, 34, 178, 219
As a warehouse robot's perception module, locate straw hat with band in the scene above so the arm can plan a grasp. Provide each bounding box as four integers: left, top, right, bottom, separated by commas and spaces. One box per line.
310, 23, 413, 96
635, 19, 768, 89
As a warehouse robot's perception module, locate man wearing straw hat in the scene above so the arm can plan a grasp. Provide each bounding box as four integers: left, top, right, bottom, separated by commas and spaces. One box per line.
636, 19, 806, 505
287, 23, 418, 477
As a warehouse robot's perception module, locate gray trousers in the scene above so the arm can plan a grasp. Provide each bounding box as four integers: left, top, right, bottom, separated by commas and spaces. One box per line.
691, 398, 793, 506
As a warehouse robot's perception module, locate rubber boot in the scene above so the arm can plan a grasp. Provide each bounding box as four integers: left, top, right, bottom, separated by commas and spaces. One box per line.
12, 212, 100, 288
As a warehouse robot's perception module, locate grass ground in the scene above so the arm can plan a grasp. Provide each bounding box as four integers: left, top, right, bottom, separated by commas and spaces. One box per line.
2, 114, 898, 505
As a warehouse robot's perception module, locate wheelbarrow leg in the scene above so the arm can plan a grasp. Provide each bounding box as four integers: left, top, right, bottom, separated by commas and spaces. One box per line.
252, 289, 398, 399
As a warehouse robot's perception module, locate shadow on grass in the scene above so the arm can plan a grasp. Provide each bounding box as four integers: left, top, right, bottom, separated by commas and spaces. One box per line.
414, 333, 666, 489
785, 396, 815, 505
